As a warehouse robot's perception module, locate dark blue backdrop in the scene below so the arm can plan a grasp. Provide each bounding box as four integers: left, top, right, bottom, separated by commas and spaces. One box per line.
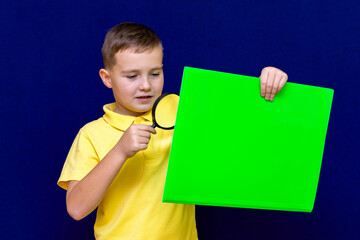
1, 1, 359, 239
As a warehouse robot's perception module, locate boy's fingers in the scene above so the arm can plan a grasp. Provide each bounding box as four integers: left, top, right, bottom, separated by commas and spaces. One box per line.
147, 126, 157, 134
133, 124, 157, 134
276, 75, 288, 94
138, 136, 150, 144
137, 143, 149, 151
270, 73, 282, 101
137, 130, 151, 139
260, 69, 269, 97
140, 125, 156, 135
265, 71, 275, 100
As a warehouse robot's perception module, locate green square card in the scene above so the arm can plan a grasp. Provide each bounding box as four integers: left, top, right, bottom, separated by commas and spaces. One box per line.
162, 67, 334, 212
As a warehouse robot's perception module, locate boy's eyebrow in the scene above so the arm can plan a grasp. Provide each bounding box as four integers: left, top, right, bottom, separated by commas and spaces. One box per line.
121, 66, 163, 74
150, 66, 163, 71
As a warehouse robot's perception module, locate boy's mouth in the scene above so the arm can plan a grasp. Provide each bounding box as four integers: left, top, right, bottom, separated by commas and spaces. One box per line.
136, 95, 152, 101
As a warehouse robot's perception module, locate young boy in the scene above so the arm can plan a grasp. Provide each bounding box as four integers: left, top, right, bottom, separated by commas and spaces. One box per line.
58, 22, 288, 240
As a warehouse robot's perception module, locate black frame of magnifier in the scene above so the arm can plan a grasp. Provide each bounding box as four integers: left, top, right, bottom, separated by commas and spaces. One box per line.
151, 92, 178, 130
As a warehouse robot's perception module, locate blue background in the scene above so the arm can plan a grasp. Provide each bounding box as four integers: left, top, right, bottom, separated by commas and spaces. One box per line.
1, 0, 359, 239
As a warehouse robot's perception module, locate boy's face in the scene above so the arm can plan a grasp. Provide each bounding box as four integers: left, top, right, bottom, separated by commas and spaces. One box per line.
100, 45, 164, 117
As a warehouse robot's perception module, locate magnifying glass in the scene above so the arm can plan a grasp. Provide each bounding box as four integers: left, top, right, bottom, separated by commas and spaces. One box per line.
151, 92, 179, 130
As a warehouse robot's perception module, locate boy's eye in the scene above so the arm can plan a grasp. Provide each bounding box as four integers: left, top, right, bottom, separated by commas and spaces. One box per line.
150, 72, 160, 77
127, 75, 137, 79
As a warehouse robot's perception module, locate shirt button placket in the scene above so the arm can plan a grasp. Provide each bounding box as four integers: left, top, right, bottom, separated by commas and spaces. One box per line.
134, 117, 143, 125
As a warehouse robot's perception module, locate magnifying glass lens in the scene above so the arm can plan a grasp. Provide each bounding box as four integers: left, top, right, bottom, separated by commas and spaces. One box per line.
152, 93, 179, 129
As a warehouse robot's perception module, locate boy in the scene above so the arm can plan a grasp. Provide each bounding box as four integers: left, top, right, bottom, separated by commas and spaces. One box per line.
58, 22, 288, 240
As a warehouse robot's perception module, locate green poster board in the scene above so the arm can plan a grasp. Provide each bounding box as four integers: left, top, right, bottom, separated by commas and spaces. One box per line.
163, 66, 334, 212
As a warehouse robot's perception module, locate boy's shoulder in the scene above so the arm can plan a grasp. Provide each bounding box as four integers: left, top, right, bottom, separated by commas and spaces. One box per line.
80, 103, 113, 134
79, 117, 107, 137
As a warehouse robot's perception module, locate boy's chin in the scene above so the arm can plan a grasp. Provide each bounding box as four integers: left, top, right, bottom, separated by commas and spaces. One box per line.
114, 103, 152, 117
132, 105, 154, 115
134, 108, 151, 114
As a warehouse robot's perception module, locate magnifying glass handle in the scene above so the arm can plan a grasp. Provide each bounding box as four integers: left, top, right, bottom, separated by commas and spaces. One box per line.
151, 124, 156, 128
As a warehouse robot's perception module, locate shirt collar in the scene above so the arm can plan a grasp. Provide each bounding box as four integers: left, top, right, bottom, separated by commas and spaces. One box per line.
102, 103, 152, 131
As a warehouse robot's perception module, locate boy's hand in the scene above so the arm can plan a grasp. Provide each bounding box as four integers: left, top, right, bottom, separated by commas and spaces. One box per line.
259, 67, 288, 101
116, 124, 156, 159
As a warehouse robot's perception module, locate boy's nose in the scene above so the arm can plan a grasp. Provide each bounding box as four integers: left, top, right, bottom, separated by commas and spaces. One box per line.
139, 77, 151, 91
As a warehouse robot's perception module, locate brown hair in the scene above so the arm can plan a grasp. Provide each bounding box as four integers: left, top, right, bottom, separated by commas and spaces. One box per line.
101, 22, 163, 69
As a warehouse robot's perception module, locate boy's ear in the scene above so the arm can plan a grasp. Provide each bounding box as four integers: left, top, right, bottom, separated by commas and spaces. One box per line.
99, 68, 112, 89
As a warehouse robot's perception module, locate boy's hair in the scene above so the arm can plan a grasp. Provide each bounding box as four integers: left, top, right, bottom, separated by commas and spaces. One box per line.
101, 22, 163, 69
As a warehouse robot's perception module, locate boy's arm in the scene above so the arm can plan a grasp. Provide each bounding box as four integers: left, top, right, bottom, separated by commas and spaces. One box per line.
259, 67, 288, 101
66, 124, 156, 221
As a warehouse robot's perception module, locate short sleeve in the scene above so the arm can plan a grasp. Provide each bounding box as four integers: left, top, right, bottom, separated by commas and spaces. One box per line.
57, 129, 100, 190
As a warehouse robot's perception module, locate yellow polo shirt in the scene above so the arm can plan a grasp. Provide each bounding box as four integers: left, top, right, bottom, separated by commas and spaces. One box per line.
58, 103, 198, 240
